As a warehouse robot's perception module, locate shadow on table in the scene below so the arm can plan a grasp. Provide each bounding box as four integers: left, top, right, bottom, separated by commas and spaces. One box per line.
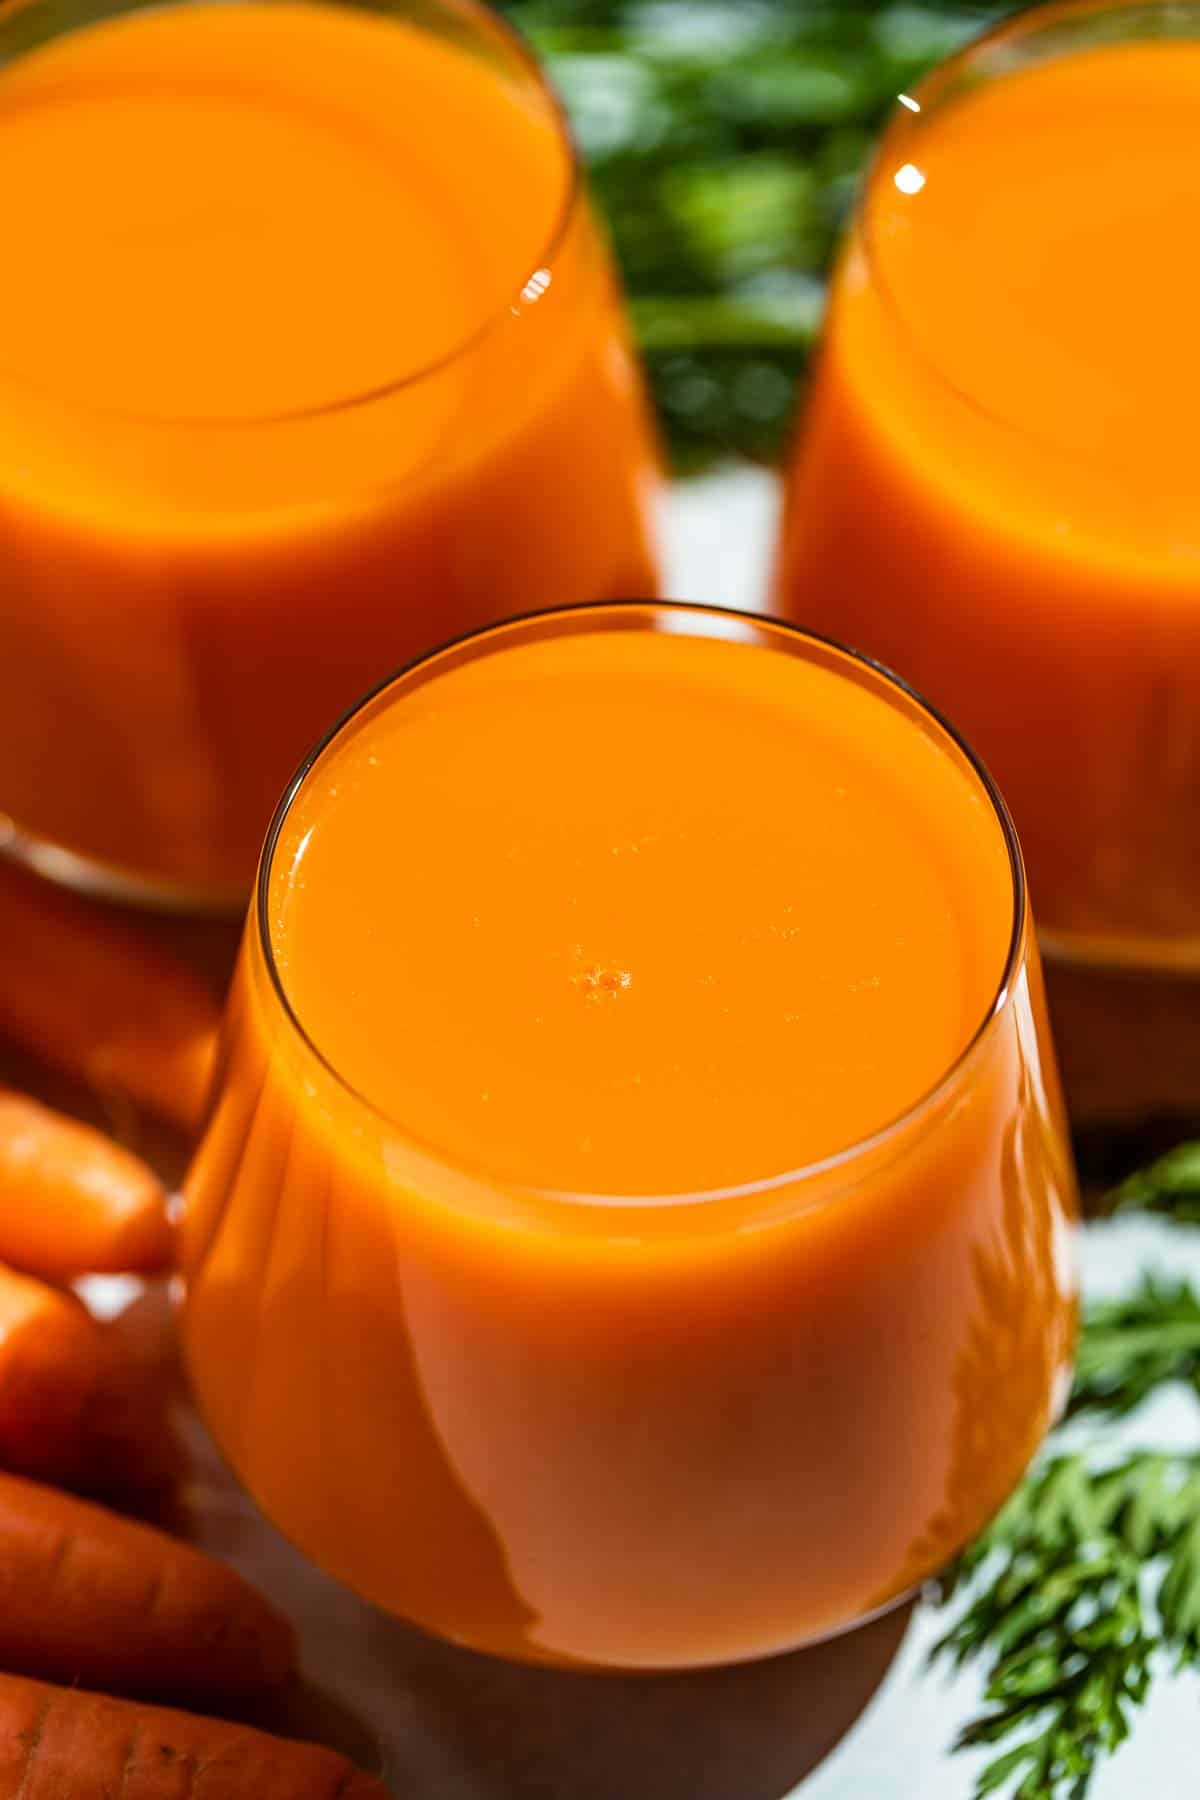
365, 1597, 912, 1800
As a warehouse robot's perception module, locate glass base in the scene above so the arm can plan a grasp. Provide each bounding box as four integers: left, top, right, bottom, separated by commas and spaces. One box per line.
1043, 943, 1200, 1135
1041, 922, 1200, 978
0, 812, 245, 918
429, 1584, 923, 1676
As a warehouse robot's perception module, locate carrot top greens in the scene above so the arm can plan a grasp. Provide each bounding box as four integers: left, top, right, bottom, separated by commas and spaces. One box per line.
935, 1159, 1200, 1799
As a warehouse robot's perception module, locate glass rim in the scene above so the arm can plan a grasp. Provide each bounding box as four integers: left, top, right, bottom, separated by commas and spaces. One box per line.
858, 0, 1196, 471
0, 0, 583, 430
255, 599, 1029, 1213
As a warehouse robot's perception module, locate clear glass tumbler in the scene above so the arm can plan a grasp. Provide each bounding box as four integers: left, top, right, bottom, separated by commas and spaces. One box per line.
0, 0, 660, 907
181, 602, 1078, 1668
775, 0, 1200, 1122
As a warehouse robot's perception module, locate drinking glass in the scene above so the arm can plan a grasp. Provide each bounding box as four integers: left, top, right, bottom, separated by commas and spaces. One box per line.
181, 602, 1078, 1668
0, 0, 660, 907
775, 0, 1200, 1121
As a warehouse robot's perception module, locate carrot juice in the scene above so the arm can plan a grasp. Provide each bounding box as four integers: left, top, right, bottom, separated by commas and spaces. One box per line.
776, 6, 1200, 973
181, 603, 1078, 1668
0, 0, 659, 905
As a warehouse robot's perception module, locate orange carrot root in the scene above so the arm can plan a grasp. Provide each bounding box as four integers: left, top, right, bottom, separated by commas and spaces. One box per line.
0, 1090, 172, 1278
0, 1471, 294, 1704
0, 1674, 389, 1798
0, 861, 220, 1134
0, 1264, 184, 1502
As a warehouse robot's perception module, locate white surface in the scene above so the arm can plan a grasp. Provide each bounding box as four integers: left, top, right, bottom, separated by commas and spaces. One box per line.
661, 462, 781, 614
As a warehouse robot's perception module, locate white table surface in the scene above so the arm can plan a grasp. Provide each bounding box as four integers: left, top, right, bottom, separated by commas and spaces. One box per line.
660, 462, 781, 618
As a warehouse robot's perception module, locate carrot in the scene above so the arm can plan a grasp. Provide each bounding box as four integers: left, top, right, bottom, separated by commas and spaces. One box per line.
0, 1675, 389, 1798
0, 860, 219, 1134
0, 1264, 183, 1501
0, 1472, 294, 1704
0, 1091, 172, 1279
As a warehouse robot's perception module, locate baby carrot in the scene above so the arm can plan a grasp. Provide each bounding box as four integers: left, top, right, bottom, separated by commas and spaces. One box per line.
0, 1263, 183, 1502
0, 861, 219, 1134
0, 1675, 389, 1798
0, 1472, 294, 1703
0, 1090, 172, 1279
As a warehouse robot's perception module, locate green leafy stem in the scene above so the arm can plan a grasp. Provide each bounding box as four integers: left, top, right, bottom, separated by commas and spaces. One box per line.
935, 1160, 1200, 1799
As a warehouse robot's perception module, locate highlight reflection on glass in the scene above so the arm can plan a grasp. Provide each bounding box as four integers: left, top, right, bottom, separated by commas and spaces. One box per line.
775, 0, 1200, 975
0, 0, 660, 907
182, 603, 1078, 1669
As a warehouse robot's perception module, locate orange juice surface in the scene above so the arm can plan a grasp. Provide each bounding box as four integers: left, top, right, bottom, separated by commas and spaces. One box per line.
183, 610, 1077, 1666
271, 627, 1011, 1191
777, 39, 1200, 958
0, 0, 658, 898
